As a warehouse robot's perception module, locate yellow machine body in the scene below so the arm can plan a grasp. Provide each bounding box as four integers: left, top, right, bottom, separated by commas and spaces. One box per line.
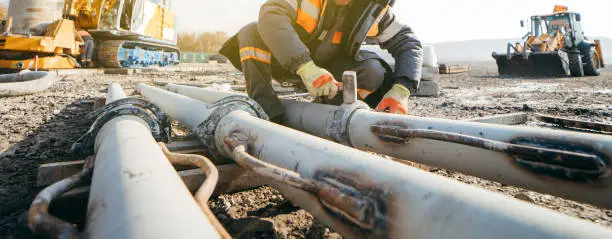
0, 19, 82, 70
492, 6, 605, 77
0, 0, 179, 71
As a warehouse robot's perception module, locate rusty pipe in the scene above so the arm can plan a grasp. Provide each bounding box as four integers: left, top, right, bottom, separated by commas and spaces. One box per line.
164, 83, 612, 209
28, 169, 91, 238
136, 83, 612, 239
225, 139, 391, 230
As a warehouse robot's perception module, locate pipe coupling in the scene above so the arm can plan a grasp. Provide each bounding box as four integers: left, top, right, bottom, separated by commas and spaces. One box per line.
72, 98, 171, 156
325, 101, 370, 146
195, 95, 269, 162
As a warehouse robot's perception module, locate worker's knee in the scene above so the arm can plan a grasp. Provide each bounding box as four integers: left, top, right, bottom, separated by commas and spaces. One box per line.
357, 59, 387, 92
237, 22, 260, 43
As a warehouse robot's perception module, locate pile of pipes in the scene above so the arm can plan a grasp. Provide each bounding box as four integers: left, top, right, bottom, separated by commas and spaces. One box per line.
29, 72, 612, 238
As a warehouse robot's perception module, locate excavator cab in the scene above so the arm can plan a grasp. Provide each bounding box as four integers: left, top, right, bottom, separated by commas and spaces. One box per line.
492, 6, 604, 77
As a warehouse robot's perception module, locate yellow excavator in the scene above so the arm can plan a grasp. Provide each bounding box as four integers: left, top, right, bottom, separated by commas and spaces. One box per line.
0, 0, 179, 72
492, 6, 605, 77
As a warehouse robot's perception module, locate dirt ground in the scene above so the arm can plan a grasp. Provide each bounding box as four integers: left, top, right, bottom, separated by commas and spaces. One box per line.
0, 62, 611, 238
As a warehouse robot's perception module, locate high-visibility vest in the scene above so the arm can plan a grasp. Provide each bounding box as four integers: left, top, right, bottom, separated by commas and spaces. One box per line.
295, 0, 389, 44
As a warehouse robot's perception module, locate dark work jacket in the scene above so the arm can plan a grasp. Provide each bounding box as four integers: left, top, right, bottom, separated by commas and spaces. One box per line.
222, 0, 423, 91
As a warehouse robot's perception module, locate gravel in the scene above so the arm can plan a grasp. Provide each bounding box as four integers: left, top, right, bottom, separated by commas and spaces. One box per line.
1, 62, 610, 238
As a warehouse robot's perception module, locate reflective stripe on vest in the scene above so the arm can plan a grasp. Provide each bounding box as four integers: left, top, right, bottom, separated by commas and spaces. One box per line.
366, 4, 390, 37
296, 0, 325, 34
357, 88, 372, 99
332, 31, 343, 44
240, 47, 272, 64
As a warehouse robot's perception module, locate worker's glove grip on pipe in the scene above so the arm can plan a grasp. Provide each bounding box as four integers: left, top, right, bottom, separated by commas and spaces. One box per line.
296, 61, 339, 99
376, 84, 411, 114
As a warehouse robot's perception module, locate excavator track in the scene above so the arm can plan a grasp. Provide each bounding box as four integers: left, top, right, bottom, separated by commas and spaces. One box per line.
97, 40, 180, 68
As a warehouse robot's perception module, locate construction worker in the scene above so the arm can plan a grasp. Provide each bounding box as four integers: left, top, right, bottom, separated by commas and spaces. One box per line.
220, 0, 423, 122
78, 27, 94, 68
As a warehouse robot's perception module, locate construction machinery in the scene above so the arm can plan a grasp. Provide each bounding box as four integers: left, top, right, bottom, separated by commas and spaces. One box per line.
492, 6, 605, 77
0, 0, 179, 71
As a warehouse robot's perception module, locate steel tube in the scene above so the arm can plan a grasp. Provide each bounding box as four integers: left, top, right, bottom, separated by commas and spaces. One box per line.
348, 110, 612, 209
165, 83, 246, 103
137, 84, 612, 239
138, 83, 214, 129
105, 83, 127, 104
86, 83, 220, 238
167, 84, 612, 209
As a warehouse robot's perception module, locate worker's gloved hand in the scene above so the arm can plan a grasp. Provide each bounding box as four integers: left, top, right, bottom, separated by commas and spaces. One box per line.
296, 61, 339, 99
376, 84, 411, 114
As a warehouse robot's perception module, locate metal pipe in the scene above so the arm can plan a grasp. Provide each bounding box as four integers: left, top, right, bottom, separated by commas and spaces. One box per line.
105, 83, 127, 104
137, 83, 612, 239
85, 83, 220, 238
535, 113, 612, 133
165, 83, 612, 209
348, 110, 612, 208
158, 143, 232, 239
165, 83, 243, 103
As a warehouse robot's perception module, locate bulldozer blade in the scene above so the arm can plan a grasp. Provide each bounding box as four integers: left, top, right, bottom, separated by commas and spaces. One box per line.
493, 51, 570, 77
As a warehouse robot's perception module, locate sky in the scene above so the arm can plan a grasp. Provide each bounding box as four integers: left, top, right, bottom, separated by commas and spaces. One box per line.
1, 0, 609, 43
169, 0, 611, 43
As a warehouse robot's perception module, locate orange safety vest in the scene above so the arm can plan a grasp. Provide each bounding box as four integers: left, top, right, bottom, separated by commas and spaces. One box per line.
295, 0, 389, 44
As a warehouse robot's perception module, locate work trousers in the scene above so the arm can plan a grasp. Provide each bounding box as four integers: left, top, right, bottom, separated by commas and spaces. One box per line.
81, 39, 94, 63
236, 23, 393, 120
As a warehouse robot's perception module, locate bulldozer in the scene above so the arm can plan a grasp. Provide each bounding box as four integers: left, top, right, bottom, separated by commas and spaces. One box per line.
0, 0, 179, 72
492, 6, 605, 77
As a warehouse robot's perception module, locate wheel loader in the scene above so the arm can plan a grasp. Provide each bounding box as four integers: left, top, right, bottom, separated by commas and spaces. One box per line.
0, 0, 179, 72
492, 6, 605, 77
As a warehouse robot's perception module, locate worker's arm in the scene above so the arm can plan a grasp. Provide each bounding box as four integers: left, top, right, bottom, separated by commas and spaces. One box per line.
375, 9, 424, 93
257, 0, 313, 73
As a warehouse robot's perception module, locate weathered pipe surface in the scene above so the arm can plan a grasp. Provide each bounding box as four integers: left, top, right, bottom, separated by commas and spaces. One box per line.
137, 84, 612, 239
164, 83, 612, 210
349, 110, 612, 209
85, 83, 220, 238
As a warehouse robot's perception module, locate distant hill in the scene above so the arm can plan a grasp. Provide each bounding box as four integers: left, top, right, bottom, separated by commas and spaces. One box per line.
432, 37, 612, 63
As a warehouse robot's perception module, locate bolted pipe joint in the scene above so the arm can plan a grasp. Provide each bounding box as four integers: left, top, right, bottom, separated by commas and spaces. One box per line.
71, 97, 171, 157
195, 95, 269, 161
325, 100, 370, 146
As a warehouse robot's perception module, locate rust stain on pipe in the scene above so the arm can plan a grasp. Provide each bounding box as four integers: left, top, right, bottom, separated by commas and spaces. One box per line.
371, 124, 609, 181
224, 136, 390, 237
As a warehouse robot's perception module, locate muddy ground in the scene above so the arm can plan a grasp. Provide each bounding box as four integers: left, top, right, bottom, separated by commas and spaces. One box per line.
0, 62, 611, 238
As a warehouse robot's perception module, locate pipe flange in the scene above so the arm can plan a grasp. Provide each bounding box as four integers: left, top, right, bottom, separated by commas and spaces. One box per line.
195, 95, 269, 161
72, 98, 171, 157
85, 98, 169, 123
325, 101, 370, 146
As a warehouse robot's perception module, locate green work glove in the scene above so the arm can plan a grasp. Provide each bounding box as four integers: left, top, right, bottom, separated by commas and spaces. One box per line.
296, 61, 339, 99
376, 84, 411, 114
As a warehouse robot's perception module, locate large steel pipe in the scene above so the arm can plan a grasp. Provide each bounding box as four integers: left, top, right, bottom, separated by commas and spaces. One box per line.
164, 84, 612, 210
137, 83, 612, 239
285, 101, 612, 209
85, 83, 220, 238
